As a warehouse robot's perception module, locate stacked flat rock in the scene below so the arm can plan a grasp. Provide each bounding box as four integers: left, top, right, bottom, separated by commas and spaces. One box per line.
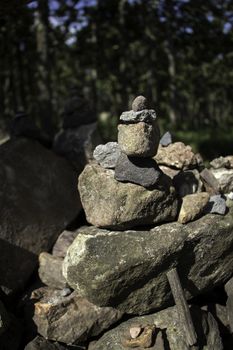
79, 96, 178, 229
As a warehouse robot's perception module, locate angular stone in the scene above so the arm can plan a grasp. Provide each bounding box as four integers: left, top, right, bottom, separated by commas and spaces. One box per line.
160, 131, 172, 146
93, 142, 121, 169
204, 195, 227, 215
210, 168, 233, 193
118, 121, 160, 157
78, 164, 178, 229
210, 156, 233, 169
132, 95, 148, 112
63, 209, 233, 314
173, 169, 203, 197
159, 165, 179, 179
155, 142, 203, 170
200, 168, 220, 195
0, 138, 81, 294
178, 192, 210, 224
32, 287, 123, 344
53, 123, 101, 173
119, 109, 157, 124
38, 252, 68, 290
114, 153, 161, 188
93, 306, 223, 350
52, 230, 78, 258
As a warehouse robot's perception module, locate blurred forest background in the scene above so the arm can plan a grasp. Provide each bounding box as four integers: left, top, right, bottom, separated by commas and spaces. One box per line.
0, 0, 233, 159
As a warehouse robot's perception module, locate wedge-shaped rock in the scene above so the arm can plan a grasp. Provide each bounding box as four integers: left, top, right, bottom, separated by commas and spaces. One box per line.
78, 164, 178, 229
92, 306, 223, 350
63, 208, 233, 314
178, 192, 210, 224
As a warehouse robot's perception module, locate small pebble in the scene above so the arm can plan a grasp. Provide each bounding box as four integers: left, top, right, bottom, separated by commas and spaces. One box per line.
160, 131, 172, 147
129, 325, 142, 339
132, 96, 148, 112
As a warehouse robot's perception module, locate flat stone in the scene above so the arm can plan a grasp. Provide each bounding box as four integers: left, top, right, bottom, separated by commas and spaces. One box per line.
160, 131, 172, 146
93, 142, 121, 169
210, 156, 233, 169
132, 95, 148, 112
78, 163, 178, 229
210, 168, 233, 193
114, 153, 161, 188
119, 109, 157, 124
38, 252, 68, 290
63, 208, 233, 314
155, 142, 203, 170
118, 121, 160, 157
32, 287, 123, 344
204, 195, 227, 215
178, 192, 210, 224
173, 169, 203, 197
0, 138, 81, 294
92, 306, 223, 350
52, 230, 79, 258
53, 122, 101, 173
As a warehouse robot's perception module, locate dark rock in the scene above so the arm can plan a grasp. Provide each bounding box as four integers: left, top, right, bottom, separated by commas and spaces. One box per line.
200, 168, 220, 195
115, 152, 161, 187
0, 313, 22, 350
173, 169, 203, 197
63, 208, 233, 314
52, 230, 79, 258
118, 121, 160, 157
53, 123, 101, 173
24, 336, 68, 350
0, 301, 10, 335
204, 195, 227, 215
93, 142, 121, 169
160, 131, 172, 146
119, 109, 157, 124
92, 306, 223, 350
0, 138, 81, 294
38, 252, 68, 290
131, 95, 148, 111
78, 163, 178, 229
32, 287, 123, 344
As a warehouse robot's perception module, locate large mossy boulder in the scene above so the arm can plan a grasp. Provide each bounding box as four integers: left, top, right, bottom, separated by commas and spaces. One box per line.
0, 138, 81, 294
63, 208, 233, 314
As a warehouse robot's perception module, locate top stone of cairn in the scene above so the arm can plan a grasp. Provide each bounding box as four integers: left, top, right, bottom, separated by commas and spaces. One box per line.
120, 96, 156, 124
132, 95, 148, 111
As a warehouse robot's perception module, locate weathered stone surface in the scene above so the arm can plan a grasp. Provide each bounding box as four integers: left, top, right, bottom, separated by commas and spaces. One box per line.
52, 230, 78, 258
93, 142, 121, 169
173, 169, 203, 197
63, 208, 233, 314
132, 95, 148, 112
39, 253, 68, 290
78, 163, 178, 229
24, 336, 68, 350
114, 153, 161, 188
210, 168, 233, 193
119, 109, 157, 124
93, 306, 223, 350
53, 123, 101, 173
178, 192, 210, 224
0, 301, 9, 336
204, 195, 227, 215
118, 121, 160, 157
32, 287, 123, 344
210, 156, 233, 169
0, 138, 81, 294
200, 168, 220, 195
160, 131, 172, 146
155, 142, 203, 170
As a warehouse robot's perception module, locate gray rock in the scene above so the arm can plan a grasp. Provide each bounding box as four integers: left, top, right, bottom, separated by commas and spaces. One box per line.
78, 163, 178, 229
32, 287, 123, 344
24, 336, 68, 350
52, 230, 79, 258
210, 168, 233, 193
131, 95, 148, 112
160, 131, 172, 146
63, 208, 233, 314
118, 121, 160, 157
178, 192, 210, 224
119, 109, 157, 124
0, 138, 81, 294
93, 142, 121, 169
38, 252, 68, 290
204, 195, 227, 215
200, 168, 220, 195
53, 123, 102, 173
173, 169, 203, 197
93, 306, 223, 350
114, 153, 161, 188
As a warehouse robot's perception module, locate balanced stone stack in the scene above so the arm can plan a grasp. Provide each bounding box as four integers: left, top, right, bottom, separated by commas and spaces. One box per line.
79, 96, 179, 230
